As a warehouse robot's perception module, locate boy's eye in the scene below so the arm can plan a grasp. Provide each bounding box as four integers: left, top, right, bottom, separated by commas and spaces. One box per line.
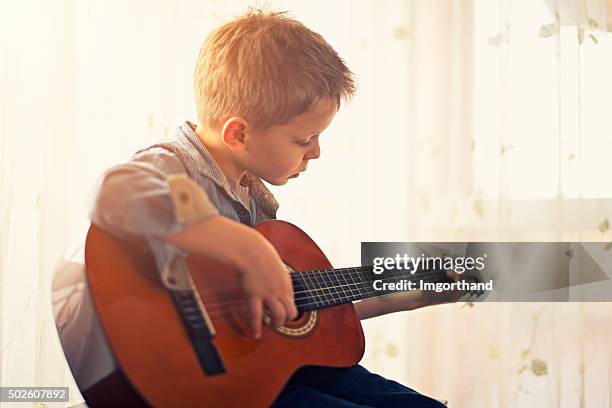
297, 139, 313, 147
296, 134, 318, 147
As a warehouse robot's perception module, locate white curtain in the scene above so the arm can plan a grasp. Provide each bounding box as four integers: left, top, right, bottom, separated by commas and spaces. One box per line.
362, 1, 612, 407
1, 1, 611, 407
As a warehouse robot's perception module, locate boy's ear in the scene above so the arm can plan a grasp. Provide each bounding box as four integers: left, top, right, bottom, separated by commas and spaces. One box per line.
220, 117, 249, 152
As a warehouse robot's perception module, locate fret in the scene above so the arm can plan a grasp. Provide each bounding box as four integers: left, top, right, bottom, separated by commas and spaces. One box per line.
339, 268, 355, 300
312, 270, 330, 307
339, 268, 357, 302
308, 270, 324, 307
302, 270, 322, 310
347, 269, 361, 301
319, 269, 335, 306
347, 268, 366, 301
312, 270, 328, 308
322, 268, 345, 304
352, 267, 372, 299
312, 270, 331, 307
328, 269, 347, 305
291, 272, 309, 310
338, 267, 359, 300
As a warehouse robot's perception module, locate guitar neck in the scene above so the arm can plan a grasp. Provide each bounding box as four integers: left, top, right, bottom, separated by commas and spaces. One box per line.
291, 266, 450, 312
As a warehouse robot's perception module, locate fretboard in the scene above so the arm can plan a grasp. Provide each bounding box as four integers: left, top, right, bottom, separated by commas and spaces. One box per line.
291, 265, 450, 312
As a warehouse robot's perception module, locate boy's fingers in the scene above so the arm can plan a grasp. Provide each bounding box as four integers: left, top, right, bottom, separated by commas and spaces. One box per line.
248, 297, 263, 338
264, 298, 287, 328
280, 281, 297, 320
446, 269, 463, 281
283, 298, 298, 321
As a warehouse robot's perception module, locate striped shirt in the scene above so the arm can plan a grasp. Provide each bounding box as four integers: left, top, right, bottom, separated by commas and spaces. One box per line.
89, 120, 279, 288
53, 121, 280, 391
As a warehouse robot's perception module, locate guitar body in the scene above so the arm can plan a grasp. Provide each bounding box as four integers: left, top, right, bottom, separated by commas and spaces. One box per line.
84, 220, 365, 407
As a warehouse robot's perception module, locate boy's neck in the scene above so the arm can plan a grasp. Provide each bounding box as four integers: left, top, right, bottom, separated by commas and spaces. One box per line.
194, 125, 246, 191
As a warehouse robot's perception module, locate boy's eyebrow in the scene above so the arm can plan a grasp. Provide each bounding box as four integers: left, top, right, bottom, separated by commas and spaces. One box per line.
300, 131, 322, 138
287, 125, 323, 138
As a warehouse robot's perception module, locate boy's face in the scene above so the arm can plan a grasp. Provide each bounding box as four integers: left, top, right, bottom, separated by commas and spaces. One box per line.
240, 97, 338, 186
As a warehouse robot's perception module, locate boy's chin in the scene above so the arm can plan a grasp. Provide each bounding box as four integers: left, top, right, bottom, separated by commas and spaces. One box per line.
261, 175, 297, 186
264, 178, 290, 186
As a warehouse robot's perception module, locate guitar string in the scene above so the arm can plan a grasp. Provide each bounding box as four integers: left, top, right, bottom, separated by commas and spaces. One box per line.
197, 275, 458, 320
181, 265, 377, 293
196, 280, 452, 319
186, 269, 449, 313
183, 264, 441, 295
190, 271, 456, 316
183, 267, 445, 307
189, 269, 445, 295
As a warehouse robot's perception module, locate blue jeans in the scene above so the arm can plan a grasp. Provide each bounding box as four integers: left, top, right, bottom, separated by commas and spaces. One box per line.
271, 365, 446, 407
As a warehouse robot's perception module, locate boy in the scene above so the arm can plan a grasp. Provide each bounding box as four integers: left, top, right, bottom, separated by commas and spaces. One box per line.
55, 9, 454, 407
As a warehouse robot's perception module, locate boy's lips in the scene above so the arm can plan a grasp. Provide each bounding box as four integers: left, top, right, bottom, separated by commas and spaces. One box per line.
289, 168, 306, 178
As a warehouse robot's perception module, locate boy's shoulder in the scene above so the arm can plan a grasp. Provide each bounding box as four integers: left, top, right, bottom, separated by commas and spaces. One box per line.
131, 122, 198, 171
130, 121, 279, 218
127, 121, 216, 184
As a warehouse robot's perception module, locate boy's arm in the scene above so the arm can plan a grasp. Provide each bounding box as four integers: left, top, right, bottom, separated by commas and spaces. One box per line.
354, 292, 428, 320
89, 148, 208, 238
355, 245, 476, 319
160, 216, 298, 337
89, 149, 296, 336
354, 273, 467, 320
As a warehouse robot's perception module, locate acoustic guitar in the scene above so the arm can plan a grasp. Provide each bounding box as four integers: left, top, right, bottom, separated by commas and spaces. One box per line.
83, 220, 457, 407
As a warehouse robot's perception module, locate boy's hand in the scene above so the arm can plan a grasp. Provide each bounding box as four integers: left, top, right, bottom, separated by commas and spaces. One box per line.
418, 269, 468, 306
237, 234, 298, 338
355, 269, 468, 320
162, 216, 298, 339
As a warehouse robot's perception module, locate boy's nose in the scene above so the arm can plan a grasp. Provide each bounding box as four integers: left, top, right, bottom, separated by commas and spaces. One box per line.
305, 143, 320, 160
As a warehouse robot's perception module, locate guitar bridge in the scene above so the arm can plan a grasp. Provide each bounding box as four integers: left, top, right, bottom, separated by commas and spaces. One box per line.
170, 287, 226, 376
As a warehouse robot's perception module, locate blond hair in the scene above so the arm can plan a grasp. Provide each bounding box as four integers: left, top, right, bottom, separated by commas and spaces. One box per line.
194, 9, 355, 130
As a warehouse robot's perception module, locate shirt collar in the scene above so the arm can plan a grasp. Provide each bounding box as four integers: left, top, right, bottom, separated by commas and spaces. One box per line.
179, 121, 279, 217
